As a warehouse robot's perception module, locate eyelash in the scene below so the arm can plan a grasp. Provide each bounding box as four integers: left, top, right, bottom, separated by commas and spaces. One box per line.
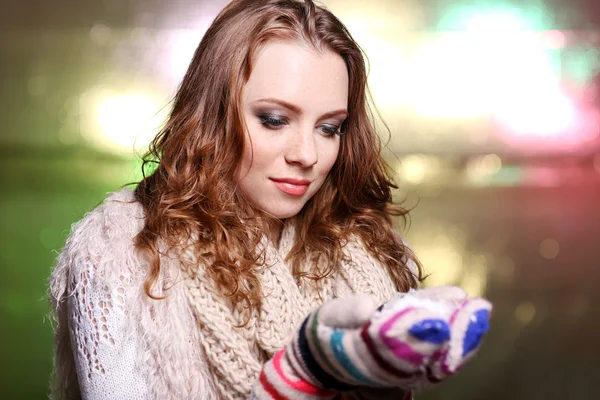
258, 114, 344, 137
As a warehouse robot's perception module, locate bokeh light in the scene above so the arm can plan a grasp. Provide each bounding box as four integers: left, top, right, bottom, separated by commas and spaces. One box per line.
79, 88, 167, 154
515, 301, 537, 325
539, 238, 560, 259
466, 154, 503, 185
396, 154, 445, 185
407, 221, 489, 297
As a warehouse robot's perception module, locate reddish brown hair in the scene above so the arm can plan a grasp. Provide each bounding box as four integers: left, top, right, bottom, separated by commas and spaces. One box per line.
134, 0, 422, 306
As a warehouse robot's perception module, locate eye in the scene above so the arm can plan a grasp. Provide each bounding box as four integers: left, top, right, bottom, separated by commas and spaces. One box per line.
258, 113, 288, 129
320, 123, 343, 137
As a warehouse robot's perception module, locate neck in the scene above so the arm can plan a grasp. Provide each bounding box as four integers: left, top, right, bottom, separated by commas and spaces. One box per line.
265, 218, 285, 248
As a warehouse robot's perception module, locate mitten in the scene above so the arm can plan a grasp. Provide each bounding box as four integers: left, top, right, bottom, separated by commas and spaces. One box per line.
377, 286, 492, 388
251, 288, 491, 399
311, 292, 456, 389
251, 294, 379, 400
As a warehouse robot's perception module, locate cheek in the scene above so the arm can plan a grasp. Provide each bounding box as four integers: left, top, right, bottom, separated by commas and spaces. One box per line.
240, 131, 279, 175
237, 140, 253, 178
319, 141, 341, 176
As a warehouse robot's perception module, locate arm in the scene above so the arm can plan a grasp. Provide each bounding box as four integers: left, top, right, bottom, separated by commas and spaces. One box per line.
60, 257, 149, 399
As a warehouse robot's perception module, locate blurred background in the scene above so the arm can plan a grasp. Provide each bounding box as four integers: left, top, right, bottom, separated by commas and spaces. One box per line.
1, 0, 599, 398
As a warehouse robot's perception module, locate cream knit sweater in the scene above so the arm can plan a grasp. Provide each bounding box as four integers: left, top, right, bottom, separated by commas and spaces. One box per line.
49, 189, 407, 399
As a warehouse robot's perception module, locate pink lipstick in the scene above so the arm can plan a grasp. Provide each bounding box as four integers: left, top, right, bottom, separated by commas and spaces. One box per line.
270, 178, 311, 196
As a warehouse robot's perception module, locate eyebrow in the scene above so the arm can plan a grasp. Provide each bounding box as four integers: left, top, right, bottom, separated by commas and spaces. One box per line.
252, 97, 348, 120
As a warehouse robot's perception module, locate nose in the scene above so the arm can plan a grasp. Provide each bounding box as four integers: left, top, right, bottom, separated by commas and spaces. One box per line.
284, 129, 318, 167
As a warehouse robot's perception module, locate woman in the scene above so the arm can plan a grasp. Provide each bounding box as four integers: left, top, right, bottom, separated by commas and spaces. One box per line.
49, 0, 491, 399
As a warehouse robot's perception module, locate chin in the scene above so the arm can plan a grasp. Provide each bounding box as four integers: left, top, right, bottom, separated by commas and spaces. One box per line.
270, 209, 303, 219
266, 203, 306, 219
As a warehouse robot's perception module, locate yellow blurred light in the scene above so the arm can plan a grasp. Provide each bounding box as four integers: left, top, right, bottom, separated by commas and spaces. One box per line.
460, 255, 488, 297
466, 154, 502, 184
80, 87, 166, 154
408, 221, 489, 297
515, 301, 536, 325
397, 154, 442, 185
480, 154, 502, 173
399, 155, 427, 184
96, 93, 162, 153
418, 235, 464, 286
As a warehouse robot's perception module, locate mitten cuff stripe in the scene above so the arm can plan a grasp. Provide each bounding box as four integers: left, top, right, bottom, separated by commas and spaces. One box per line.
330, 331, 381, 387
272, 350, 338, 396
297, 316, 355, 391
309, 310, 346, 381
259, 368, 288, 400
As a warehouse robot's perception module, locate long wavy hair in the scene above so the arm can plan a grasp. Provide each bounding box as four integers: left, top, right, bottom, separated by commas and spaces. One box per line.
134, 0, 423, 308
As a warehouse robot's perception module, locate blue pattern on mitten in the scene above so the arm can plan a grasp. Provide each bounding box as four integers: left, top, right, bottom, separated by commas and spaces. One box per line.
462, 309, 490, 356
408, 319, 450, 344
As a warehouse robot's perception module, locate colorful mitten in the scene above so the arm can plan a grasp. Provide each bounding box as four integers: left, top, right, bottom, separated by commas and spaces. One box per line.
377, 286, 492, 387
252, 287, 491, 399
252, 294, 380, 400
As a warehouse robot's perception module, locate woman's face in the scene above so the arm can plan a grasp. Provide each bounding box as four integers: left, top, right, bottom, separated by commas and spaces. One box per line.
238, 40, 349, 219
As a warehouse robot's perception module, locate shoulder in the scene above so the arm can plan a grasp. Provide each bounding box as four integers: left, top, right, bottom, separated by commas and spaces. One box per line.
65, 188, 145, 257
50, 188, 148, 302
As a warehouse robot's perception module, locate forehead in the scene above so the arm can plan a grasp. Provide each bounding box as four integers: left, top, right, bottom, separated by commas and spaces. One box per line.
242, 40, 349, 111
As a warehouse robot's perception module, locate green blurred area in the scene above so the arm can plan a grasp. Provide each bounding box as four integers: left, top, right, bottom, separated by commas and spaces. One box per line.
0, 153, 133, 398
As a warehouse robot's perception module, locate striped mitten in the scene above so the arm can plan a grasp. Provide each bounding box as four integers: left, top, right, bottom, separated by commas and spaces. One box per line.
251, 294, 380, 400
408, 286, 492, 384
252, 287, 491, 399
377, 286, 492, 388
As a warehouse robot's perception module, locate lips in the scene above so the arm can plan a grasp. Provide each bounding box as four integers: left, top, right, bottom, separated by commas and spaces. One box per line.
270, 177, 311, 196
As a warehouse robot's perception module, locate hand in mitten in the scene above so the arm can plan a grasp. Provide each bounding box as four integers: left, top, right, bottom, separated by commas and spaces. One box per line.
376, 286, 492, 388
252, 294, 379, 400
252, 287, 491, 399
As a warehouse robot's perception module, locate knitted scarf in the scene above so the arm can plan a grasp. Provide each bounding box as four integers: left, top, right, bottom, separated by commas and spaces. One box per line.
181, 222, 399, 399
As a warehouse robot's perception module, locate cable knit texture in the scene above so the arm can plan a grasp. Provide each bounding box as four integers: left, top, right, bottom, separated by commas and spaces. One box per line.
49, 189, 405, 399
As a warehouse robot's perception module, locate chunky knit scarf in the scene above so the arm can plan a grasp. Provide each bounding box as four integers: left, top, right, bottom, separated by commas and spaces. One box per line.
182, 224, 400, 399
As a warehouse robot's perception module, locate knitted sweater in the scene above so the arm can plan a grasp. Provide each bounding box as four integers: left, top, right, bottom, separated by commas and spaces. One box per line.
49, 189, 408, 399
